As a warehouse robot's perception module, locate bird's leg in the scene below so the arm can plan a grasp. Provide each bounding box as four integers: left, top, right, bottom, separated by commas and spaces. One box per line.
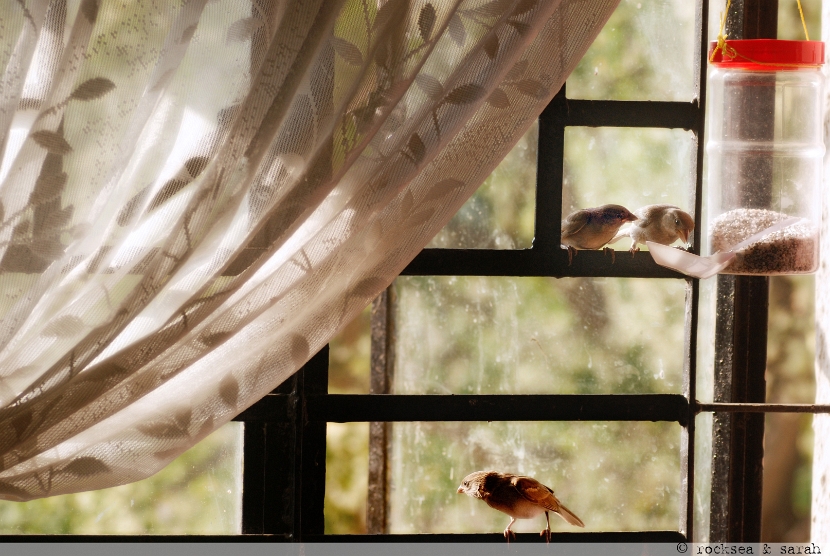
603, 246, 615, 263
540, 511, 552, 544
629, 244, 640, 256
567, 246, 576, 266
504, 517, 517, 543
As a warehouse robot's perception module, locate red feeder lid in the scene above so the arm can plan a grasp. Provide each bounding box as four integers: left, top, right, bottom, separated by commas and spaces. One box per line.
709, 39, 824, 70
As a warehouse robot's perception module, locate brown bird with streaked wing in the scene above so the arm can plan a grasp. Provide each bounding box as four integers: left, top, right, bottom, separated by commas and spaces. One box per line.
561, 204, 637, 264
457, 470, 584, 542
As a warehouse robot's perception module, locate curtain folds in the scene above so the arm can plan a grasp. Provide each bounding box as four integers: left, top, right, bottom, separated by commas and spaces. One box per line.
0, 0, 618, 501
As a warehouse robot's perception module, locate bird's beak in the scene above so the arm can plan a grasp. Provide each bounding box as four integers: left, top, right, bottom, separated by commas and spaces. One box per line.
626, 213, 638, 222
680, 229, 690, 244
457, 486, 464, 494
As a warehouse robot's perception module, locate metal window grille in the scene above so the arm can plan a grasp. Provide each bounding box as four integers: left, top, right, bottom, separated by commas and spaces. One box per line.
233, 0, 714, 543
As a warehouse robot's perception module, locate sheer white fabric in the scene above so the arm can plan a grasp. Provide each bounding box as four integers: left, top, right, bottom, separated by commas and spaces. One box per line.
0, 0, 618, 500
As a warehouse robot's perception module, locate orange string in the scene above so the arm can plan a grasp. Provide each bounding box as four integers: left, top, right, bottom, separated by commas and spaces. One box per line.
797, 0, 810, 41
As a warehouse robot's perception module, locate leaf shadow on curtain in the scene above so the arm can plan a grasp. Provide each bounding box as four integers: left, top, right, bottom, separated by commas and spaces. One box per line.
0, 0, 619, 500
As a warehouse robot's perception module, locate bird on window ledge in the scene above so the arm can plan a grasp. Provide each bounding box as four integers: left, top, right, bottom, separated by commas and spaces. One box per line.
610, 204, 695, 254
561, 204, 637, 264
457, 470, 585, 543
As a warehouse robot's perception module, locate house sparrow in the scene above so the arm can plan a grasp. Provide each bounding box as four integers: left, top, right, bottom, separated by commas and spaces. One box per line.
561, 204, 637, 264
610, 204, 695, 254
457, 470, 585, 542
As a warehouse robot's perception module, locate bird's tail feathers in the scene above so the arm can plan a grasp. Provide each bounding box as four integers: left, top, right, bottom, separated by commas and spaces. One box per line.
555, 503, 585, 527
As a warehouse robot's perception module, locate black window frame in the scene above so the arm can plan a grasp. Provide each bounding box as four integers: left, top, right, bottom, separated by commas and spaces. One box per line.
233, 0, 713, 542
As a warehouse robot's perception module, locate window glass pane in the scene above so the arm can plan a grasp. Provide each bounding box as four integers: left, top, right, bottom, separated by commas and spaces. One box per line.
563, 127, 695, 251
0, 422, 242, 534
326, 308, 371, 534
768, 276, 815, 405
324, 305, 372, 535
695, 276, 717, 404
567, 0, 697, 101
694, 412, 712, 542
762, 413, 813, 541
393, 276, 686, 395
763, 275, 815, 541
388, 421, 681, 533
427, 121, 537, 250
325, 422, 369, 534
329, 305, 371, 395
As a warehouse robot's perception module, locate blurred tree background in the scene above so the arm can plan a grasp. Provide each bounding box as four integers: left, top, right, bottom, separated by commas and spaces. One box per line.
0, 424, 242, 533
0, 0, 818, 539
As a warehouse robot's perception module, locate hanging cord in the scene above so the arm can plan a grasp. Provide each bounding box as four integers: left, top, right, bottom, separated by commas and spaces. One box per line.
710, 0, 816, 66
797, 0, 810, 41
709, 0, 735, 62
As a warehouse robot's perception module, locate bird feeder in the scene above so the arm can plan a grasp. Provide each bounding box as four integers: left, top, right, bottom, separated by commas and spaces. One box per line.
706, 39, 825, 275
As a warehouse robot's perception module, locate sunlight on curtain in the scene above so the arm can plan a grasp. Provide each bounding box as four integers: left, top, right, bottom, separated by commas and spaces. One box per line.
0, 0, 619, 500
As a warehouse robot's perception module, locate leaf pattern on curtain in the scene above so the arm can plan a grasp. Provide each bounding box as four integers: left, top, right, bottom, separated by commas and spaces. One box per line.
0, 0, 619, 500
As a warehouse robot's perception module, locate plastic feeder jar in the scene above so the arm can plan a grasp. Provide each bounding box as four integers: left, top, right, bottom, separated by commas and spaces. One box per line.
707, 39, 825, 275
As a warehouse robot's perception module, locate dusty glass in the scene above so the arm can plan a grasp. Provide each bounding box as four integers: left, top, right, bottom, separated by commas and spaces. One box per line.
325, 308, 371, 533
427, 121, 537, 250
328, 306, 371, 395
0, 422, 242, 534
694, 412, 713, 541
326, 422, 369, 534
392, 276, 687, 395
388, 421, 681, 533
567, 0, 696, 102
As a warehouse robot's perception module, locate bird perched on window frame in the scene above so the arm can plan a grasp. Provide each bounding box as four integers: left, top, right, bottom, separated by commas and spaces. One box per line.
561, 204, 637, 264
457, 470, 585, 543
610, 204, 695, 254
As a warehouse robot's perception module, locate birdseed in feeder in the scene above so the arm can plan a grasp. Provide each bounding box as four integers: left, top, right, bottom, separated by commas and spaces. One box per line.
709, 208, 817, 274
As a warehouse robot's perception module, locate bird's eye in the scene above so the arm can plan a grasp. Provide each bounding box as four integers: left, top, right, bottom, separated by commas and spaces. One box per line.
675, 219, 680, 225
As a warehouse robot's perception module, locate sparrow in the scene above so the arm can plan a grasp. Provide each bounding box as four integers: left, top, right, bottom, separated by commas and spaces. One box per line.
561, 204, 637, 264
610, 204, 695, 254
457, 470, 585, 542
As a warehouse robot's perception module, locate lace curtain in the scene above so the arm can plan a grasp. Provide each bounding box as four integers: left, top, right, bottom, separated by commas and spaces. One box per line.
0, 0, 618, 501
